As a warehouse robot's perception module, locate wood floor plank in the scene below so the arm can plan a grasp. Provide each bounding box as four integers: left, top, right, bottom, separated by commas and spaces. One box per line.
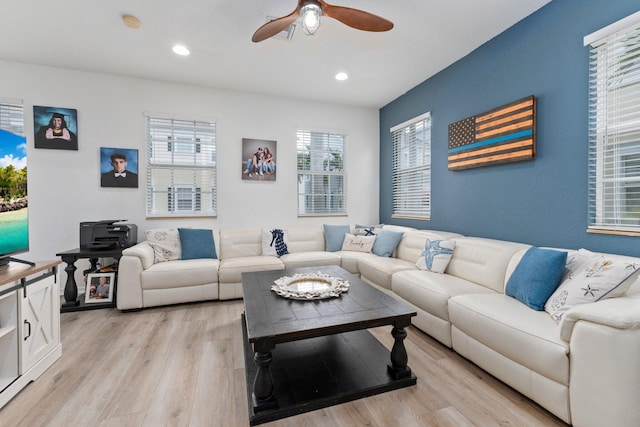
0, 300, 569, 427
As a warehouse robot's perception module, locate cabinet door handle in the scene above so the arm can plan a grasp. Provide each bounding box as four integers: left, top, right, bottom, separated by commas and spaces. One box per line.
24, 319, 31, 341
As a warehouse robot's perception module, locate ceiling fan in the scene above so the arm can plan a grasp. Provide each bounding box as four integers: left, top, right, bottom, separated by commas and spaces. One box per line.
252, 0, 393, 42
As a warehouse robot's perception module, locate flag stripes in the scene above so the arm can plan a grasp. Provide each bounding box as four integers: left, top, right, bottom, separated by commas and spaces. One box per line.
448, 96, 536, 170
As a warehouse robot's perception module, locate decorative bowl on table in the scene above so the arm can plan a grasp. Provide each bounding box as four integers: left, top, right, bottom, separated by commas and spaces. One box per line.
271, 271, 349, 300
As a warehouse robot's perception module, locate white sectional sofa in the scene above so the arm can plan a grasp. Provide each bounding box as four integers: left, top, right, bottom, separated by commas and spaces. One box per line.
116, 224, 640, 427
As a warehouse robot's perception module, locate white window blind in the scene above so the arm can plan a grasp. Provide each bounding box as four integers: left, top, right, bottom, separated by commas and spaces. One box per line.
0, 100, 26, 201
296, 129, 346, 216
0, 100, 24, 136
391, 112, 431, 219
586, 14, 640, 233
146, 115, 216, 217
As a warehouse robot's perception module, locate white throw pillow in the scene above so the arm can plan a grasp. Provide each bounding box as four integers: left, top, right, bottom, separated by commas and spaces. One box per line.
416, 239, 455, 274
353, 224, 384, 236
545, 249, 640, 322
145, 228, 182, 263
341, 233, 376, 252
262, 228, 289, 256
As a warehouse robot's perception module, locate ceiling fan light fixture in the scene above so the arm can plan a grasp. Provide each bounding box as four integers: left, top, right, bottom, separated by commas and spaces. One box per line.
300, 1, 322, 35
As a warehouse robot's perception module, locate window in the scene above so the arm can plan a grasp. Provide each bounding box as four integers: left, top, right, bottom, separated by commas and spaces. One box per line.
391, 112, 431, 219
586, 12, 640, 233
146, 115, 216, 217
0, 100, 24, 137
296, 129, 346, 216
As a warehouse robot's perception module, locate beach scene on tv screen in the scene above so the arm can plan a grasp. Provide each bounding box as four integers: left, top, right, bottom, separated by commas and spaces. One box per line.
0, 129, 28, 254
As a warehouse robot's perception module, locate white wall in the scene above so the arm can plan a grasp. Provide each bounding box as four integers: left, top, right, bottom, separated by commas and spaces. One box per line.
0, 60, 379, 279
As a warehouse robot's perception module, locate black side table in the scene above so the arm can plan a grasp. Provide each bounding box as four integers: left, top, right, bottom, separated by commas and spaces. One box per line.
56, 246, 129, 312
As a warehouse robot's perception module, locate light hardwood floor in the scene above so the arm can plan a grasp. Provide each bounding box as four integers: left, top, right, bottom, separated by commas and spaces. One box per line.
1, 300, 569, 427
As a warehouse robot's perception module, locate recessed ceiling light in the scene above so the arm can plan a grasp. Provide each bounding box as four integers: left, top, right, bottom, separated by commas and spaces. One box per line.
172, 45, 190, 56
335, 72, 349, 81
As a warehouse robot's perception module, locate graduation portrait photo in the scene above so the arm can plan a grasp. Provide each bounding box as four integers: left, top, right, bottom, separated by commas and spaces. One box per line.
100, 147, 139, 188
33, 105, 78, 150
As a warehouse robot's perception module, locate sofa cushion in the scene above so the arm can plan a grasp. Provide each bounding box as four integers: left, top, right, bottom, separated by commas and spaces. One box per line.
218, 256, 284, 283
341, 233, 376, 252
145, 228, 181, 263
416, 239, 455, 274
372, 229, 404, 257
392, 269, 494, 321
505, 247, 567, 310
286, 226, 325, 252
280, 251, 341, 269
449, 293, 569, 385
358, 256, 415, 290
178, 228, 217, 260
337, 251, 376, 274
220, 228, 262, 259
323, 224, 350, 252
141, 258, 219, 290
545, 249, 640, 322
447, 237, 531, 293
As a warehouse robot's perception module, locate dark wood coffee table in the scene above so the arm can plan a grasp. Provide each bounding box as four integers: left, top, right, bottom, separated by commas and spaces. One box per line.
241, 265, 417, 425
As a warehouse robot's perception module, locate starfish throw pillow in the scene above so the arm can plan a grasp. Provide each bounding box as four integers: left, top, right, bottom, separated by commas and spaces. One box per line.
416, 239, 455, 274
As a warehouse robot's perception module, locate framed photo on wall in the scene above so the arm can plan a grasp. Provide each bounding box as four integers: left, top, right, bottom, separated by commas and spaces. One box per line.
33, 105, 78, 150
100, 147, 139, 188
85, 272, 115, 303
242, 138, 277, 180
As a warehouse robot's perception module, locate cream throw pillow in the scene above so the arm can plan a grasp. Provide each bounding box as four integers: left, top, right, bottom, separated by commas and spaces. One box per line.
341, 233, 376, 252
545, 249, 640, 322
145, 228, 182, 263
416, 239, 455, 274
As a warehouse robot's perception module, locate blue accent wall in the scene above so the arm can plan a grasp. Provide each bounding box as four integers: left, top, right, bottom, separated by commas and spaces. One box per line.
379, 0, 640, 257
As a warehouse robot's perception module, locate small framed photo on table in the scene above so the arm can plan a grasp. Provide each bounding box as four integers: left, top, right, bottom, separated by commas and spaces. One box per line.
85, 272, 115, 303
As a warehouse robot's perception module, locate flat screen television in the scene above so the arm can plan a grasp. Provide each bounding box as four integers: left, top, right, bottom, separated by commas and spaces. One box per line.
0, 129, 30, 267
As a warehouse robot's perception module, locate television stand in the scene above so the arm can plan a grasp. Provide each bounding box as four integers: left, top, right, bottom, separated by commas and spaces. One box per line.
0, 257, 36, 268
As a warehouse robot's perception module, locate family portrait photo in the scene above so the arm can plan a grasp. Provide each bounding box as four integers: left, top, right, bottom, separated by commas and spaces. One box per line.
100, 147, 139, 188
84, 272, 115, 303
33, 105, 78, 150
242, 138, 276, 181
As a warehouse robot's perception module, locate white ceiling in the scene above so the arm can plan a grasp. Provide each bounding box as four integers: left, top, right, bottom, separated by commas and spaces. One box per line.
0, 0, 551, 108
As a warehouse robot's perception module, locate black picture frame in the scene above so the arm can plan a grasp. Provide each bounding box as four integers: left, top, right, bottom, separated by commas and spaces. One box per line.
33, 105, 78, 150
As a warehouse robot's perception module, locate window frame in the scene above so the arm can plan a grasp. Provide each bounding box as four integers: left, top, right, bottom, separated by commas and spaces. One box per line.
585, 12, 640, 235
145, 114, 217, 218
390, 111, 432, 220
296, 129, 347, 217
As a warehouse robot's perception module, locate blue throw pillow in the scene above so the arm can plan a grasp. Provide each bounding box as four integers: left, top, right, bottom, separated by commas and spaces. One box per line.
372, 229, 404, 257
505, 247, 567, 311
323, 224, 351, 252
178, 228, 217, 260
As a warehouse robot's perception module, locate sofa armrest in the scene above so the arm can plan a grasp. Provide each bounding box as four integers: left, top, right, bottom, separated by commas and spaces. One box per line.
561, 294, 640, 427
116, 242, 154, 310
122, 242, 155, 270
559, 294, 640, 342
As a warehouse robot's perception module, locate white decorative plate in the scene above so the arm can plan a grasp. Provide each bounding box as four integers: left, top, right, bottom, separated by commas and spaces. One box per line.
271, 271, 349, 300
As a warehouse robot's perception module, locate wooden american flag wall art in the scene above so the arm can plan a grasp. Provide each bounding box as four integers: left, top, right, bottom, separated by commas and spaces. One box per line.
447, 95, 536, 170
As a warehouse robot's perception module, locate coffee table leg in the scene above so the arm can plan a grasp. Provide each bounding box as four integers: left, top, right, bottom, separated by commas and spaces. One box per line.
252, 347, 278, 411
387, 326, 412, 379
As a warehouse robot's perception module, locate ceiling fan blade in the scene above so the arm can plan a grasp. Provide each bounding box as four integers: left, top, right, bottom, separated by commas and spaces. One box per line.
323, 4, 393, 32
252, 12, 300, 42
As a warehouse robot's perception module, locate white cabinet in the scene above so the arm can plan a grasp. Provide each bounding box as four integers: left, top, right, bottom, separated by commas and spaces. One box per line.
0, 289, 19, 392
0, 261, 61, 409
20, 272, 59, 373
